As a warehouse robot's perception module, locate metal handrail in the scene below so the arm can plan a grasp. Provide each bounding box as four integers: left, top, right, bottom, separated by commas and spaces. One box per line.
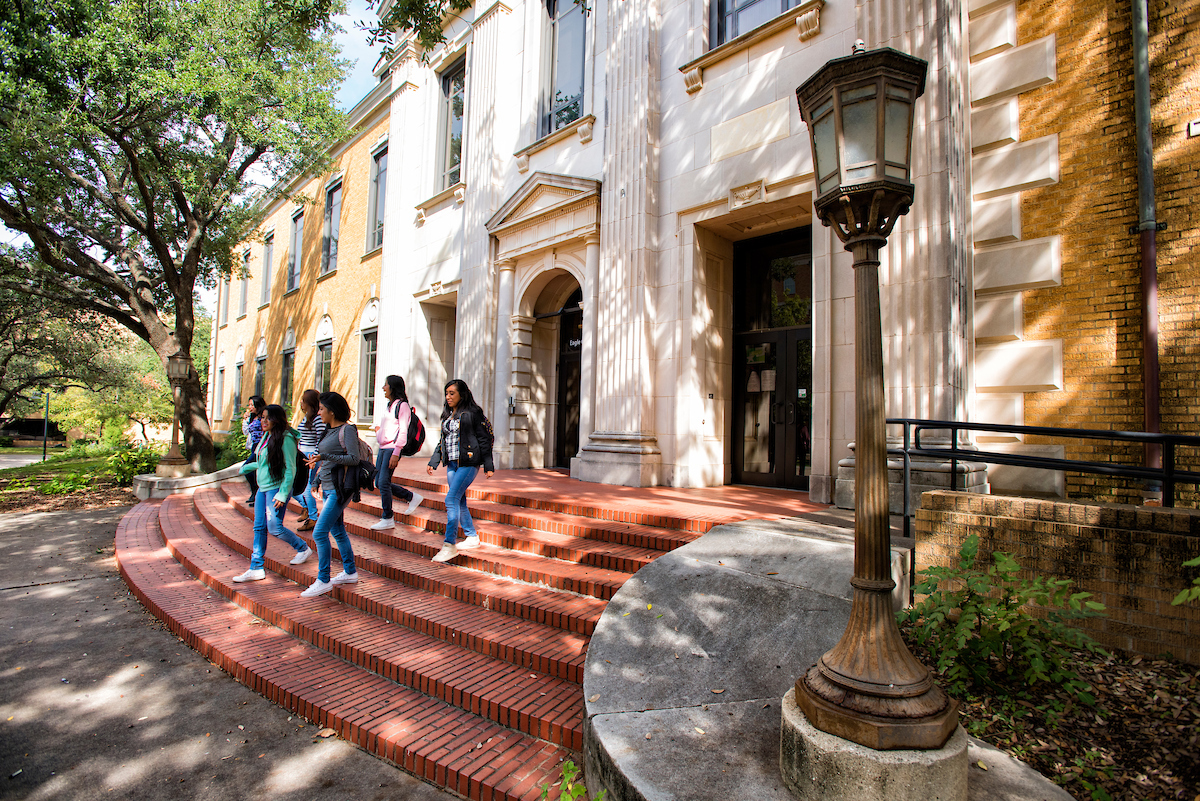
886, 418, 1200, 539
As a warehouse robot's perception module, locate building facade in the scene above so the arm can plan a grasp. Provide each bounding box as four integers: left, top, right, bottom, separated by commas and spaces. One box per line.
211, 0, 1199, 504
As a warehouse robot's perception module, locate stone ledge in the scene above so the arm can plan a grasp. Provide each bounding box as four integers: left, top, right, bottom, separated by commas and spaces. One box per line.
133, 464, 244, 501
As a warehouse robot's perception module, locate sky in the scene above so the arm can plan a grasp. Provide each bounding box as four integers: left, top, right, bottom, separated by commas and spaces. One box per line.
334, 0, 390, 112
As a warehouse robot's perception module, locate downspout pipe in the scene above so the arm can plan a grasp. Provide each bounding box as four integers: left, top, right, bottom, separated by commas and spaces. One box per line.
1132, 0, 1162, 489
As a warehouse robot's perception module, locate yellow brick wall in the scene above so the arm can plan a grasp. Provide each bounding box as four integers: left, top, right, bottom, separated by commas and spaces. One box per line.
1015, 0, 1200, 503
211, 109, 389, 436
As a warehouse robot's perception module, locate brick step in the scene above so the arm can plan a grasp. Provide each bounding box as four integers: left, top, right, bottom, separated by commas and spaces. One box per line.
375, 469, 708, 533
353, 484, 698, 558
116, 500, 573, 801
221, 482, 631, 601
158, 495, 584, 748
195, 489, 595, 672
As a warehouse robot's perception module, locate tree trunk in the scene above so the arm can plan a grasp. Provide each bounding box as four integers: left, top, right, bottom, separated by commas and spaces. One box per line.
178, 370, 216, 473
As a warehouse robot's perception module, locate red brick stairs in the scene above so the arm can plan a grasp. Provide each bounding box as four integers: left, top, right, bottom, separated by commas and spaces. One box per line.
114, 473, 713, 800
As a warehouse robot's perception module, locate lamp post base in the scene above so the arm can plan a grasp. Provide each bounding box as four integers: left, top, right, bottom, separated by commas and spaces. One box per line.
155, 455, 191, 478
782, 688, 968, 801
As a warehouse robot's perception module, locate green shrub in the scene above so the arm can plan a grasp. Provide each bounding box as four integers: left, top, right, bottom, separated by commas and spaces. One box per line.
106, 445, 163, 485
1172, 555, 1200, 606
898, 534, 1107, 705
540, 760, 605, 801
213, 427, 249, 470
40, 472, 95, 495
0, 436, 13, 447
53, 441, 116, 461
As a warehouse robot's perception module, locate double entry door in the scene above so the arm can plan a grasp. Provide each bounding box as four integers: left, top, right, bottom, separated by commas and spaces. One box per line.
733, 328, 812, 490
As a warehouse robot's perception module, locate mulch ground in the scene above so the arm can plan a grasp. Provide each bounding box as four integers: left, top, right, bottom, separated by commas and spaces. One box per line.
0, 478, 137, 514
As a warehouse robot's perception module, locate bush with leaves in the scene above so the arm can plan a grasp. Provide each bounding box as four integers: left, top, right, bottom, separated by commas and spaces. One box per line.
106, 445, 163, 485
898, 534, 1107, 705
540, 760, 605, 801
40, 471, 96, 495
1172, 556, 1200, 606
212, 427, 248, 471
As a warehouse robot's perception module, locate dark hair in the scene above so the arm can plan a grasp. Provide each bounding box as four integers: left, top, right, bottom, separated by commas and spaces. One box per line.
385, 375, 407, 405
441, 379, 482, 421
248, 395, 267, 415
262, 404, 293, 482
318, 391, 351, 423
300, 389, 320, 426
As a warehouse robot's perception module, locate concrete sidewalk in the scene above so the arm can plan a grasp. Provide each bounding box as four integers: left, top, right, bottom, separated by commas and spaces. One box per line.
582, 517, 1074, 801
0, 507, 454, 801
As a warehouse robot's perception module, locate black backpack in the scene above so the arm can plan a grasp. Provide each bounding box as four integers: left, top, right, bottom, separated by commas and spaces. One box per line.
398, 401, 426, 456
290, 440, 310, 496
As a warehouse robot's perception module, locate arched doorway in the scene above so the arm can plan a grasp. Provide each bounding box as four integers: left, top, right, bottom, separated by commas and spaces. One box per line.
549, 288, 582, 467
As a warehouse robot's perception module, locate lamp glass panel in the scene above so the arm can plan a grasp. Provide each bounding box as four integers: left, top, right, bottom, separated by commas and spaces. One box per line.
812, 112, 837, 182
841, 96, 878, 171
884, 98, 912, 169
885, 164, 907, 178
819, 175, 840, 193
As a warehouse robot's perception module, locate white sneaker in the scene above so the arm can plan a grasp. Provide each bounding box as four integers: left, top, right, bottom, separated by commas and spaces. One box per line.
369, 517, 396, 531
431, 543, 458, 562
331, 571, 359, 585
458, 536, 481, 550
404, 492, 425, 515
290, 547, 313, 565
300, 580, 333, 598
232, 569, 266, 583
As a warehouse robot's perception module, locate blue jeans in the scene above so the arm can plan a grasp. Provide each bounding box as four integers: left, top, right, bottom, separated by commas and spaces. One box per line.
375, 447, 413, 518
312, 490, 356, 583
250, 490, 307, 570
444, 461, 478, 544
297, 448, 320, 517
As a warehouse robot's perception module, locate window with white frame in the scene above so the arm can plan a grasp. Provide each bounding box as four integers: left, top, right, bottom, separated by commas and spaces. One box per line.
360, 330, 378, 419
315, 341, 332, 393
238, 251, 249, 317
439, 61, 466, 190
214, 368, 225, 420
220, 279, 230, 325
711, 0, 803, 46
544, 0, 585, 135
286, 211, 303, 291
253, 356, 265, 398
321, 180, 341, 275
367, 148, 387, 251
232, 361, 244, 418
260, 233, 273, 306
280, 349, 295, 407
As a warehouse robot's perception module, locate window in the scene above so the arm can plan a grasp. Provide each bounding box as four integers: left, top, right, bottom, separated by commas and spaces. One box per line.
220, 279, 230, 325
321, 181, 341, 275
368, 149, 387, 251
254, 356, 265, 398
360, 331, 378, 418
315, 342, 332, 393
544, 0, 585, 135
232, 363, 244, 418
260, 234, 273, 305
440, 61, 466, 190
280, 350, 295, 408
238, 251, 249, 317
214, 368, 225, 420
286, 211, 303, 291
712, 0, 802, 46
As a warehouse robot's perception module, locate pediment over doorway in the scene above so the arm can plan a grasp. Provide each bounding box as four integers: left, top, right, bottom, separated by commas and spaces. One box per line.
487, 172, 600, 260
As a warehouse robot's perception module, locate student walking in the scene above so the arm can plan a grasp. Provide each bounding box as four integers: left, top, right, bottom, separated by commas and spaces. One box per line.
426, 379, 494, 562
294, 389, 326, 531
300, 391, 361, 598
371, 375, 425, 530
233, 404, 312, 582
241, 396, 267, 504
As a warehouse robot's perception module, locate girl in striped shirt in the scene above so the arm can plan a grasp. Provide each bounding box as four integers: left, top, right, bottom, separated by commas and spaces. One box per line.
294, 389, 326, 531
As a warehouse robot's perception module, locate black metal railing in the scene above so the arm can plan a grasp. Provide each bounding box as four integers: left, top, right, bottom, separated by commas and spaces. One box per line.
887, 418, 1200, 538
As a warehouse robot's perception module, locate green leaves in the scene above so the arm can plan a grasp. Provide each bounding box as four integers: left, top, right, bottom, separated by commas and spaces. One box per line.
1171, 555, 1200, 606
900, 534, 1107, 705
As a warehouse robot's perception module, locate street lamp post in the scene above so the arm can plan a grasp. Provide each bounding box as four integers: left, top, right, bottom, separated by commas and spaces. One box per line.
156, 352, 193, 477
791, 43, 958, 750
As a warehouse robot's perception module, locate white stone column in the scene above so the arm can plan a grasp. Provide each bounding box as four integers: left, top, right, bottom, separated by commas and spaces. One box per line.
575, 0, 663, 487
576, 234, 600, 461
491, 258, 516, 467
509, 314, 535, 469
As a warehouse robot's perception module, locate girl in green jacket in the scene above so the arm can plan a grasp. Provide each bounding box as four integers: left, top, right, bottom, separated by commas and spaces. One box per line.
233, 404, 312, 582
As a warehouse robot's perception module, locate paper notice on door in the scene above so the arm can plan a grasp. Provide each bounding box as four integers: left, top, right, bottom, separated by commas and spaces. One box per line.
761, 369, 776, 392
746, 371, 761, 393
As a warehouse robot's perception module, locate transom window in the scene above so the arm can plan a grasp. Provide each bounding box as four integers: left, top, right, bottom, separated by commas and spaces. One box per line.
440, 62, 466, 190
544, 0, 585, 135
712, 0, 803, 46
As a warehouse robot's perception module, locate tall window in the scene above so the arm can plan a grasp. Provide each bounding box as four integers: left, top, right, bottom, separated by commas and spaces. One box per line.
440, 61, 466, 190
214, 368, 225, 420
360, 331, 378, 418
220, 279, 230, 325
232, 363, 244, 418
712, 0, 802, 46
238, 251, 249, 317
544, 0, 585, 135
315, 342, 332, 393
321, 181, 341, 275
286, 211, 303, 291
368, 149, 387, 251
253, 356, 265, 398
280, 350, 295, 408
260, 234, 273, 306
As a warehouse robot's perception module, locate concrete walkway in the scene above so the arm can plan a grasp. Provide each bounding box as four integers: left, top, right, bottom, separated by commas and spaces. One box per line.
0, 507, 455, 801
0, 453, 45, 470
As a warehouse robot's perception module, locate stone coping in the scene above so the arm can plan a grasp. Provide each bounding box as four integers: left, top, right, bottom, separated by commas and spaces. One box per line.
133, 464, 244, 501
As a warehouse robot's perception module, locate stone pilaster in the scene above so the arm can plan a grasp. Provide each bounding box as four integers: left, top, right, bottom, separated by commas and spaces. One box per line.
491, 258, 517, 467
509, 314, 535, 469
